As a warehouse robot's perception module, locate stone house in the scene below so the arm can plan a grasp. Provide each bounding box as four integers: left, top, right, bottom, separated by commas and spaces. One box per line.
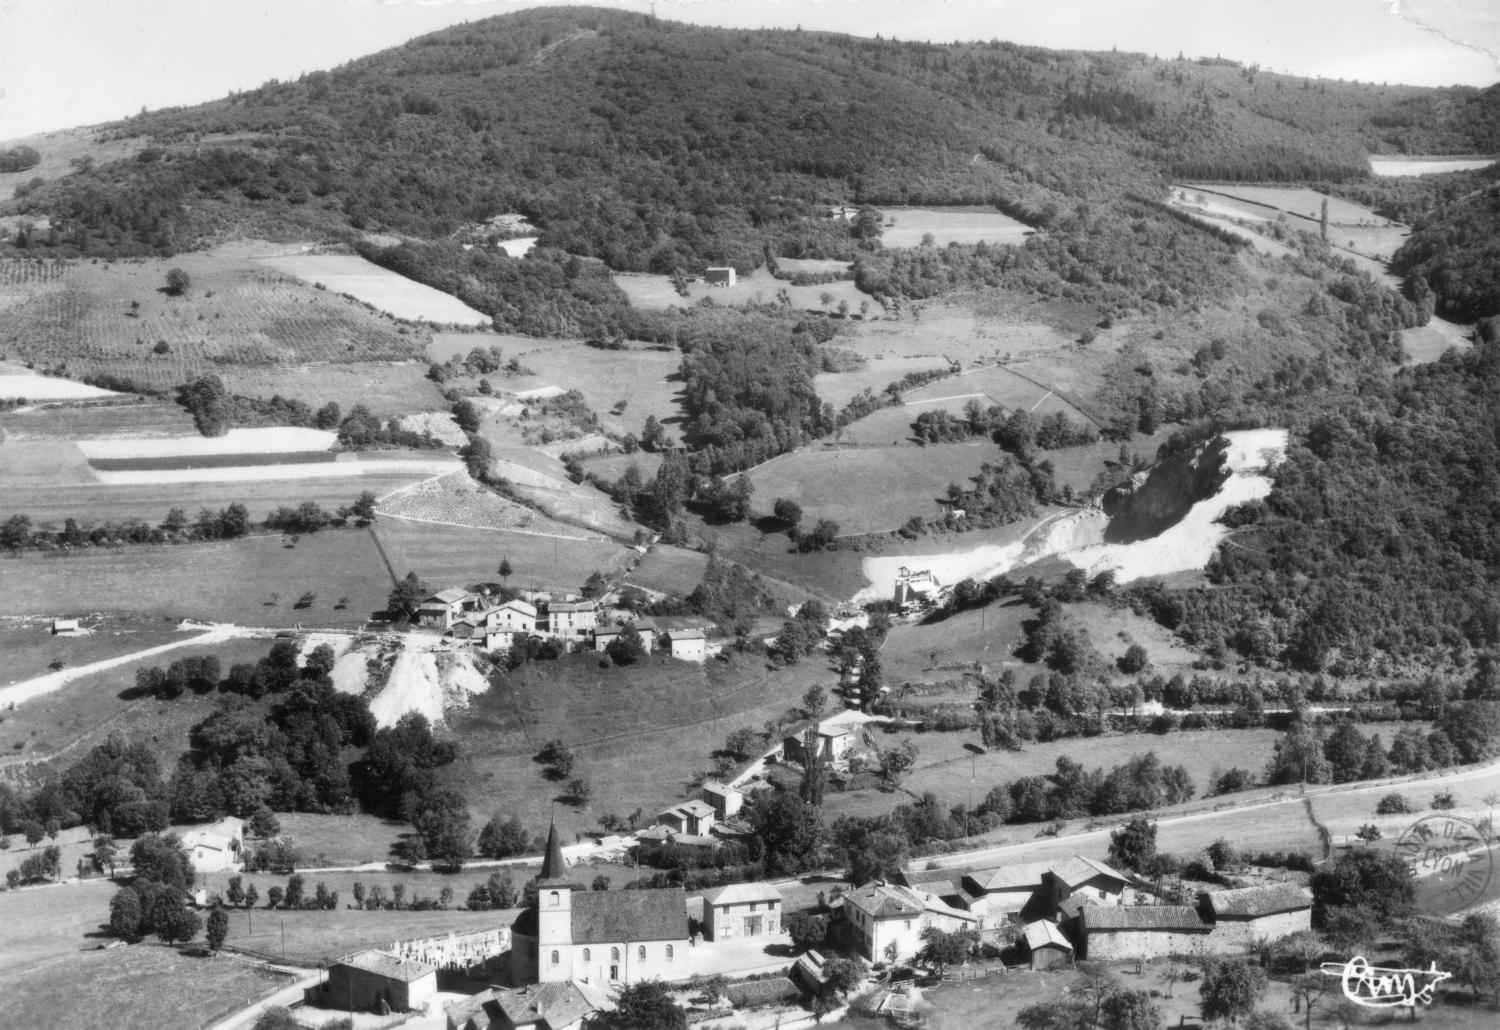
658, 799, 716, 837
417, 589, 479, 630
700, 882, 783, 941
492, 599, 539, 634
1073, 904, 1210, 961
1197, 884, 1313, 950
318, 949, 438, 1013
782, 723, 856, 765
545, 601, 597, 642
839, 882, 979, 963
180, 816, 244, 873
700, 781, 744, 822
511, 825, 689, 986
1048, 856, 1130, 910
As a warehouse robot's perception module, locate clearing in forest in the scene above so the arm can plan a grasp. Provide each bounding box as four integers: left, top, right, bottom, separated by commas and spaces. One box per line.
259, 252, 492, 326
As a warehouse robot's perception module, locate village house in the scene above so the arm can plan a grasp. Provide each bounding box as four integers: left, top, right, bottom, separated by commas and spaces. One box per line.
1197, 884, 1313, 949
544, 600, 597, 642
316, 949, 438, 1014
180, 816, 244, 873
492, 598, 540, 634
666, 627, 707, 662
700, 781, 744, 822
1023, 919, 1074, 970
658, 799, 716, 837
417, 589, 479, 630
838, 882, 979, 963
1048, 856, 1131, 910
700, 882, 783, 942
593, 623, 655, 655
783, 723, 856, 765
1071, 904, 1211, 961
511, 825, 689, 986
446, 980, 613, 1030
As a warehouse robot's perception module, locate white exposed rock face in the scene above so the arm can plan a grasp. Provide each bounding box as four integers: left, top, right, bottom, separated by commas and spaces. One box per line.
855, 428, 1289, 601
366, 639, 491, 729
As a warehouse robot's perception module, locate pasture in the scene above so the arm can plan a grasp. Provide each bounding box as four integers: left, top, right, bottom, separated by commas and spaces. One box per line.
221, 360, 444, 420
372, 517, 631, 595
258, 252, 492, 326
877, 206, 1033, 248
835, 298, 1083, 368
0, 530, 395, 626
626, 545, 710, 598
498, 340, 684, 438
0, 398, 198, 440
0, 246, 428, 392
377, 470, 608, 540
1176, 183, 1392, 226
903, 363, 1098, 426
612, 268, 872, 315
813, 355, 953, 410
744, 439, 997, 536
774, 257, 852, 277
0, 618, 188, 689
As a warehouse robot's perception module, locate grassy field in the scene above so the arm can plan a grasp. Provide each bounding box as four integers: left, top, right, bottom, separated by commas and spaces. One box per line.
373, 517, 631, 596
903, 364, 1098, 427
259, 252, 492, 326
445, 648, 825, 838
0, 398, 199, 439
877, 207, 1034, 248
744, 439, 999, 536
220, 361, 444, 420
0, 618, 189, 688
834, 298, 1084, 367
813, 355, 953, 410
0, 530, 394, 626
0, 244, 428, 392
625, 545, 710, 598
0, 635, 275, 767
497, 340, 684, 438
1178, 184, 1390, 226
612, 268, 872, 315
774, 257, 852, 276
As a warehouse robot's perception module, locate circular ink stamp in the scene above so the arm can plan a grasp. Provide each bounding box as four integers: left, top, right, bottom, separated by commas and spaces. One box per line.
1394, 813, 1495, 917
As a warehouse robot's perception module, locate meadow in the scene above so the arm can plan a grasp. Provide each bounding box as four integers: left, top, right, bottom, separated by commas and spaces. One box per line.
744, 439, 998, 536
0, 618, 190, 689
612, 268, 872, 314
220, 361, 445, 420
1176, 183, 1390, 226
258, 252, 492, 326
497, 340, 684, 438
0, 246, 428, 392
876, 206, 1034, 248
625, 545, 710, 598
372, 517, 630, 596
812, 355, 952, 410
902, 363, 1098, 426
0, 398, 199, 439
0, 530, 395, 626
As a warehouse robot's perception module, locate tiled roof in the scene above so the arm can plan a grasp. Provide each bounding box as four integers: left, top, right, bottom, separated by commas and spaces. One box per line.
1051, 855, 1129, 889
497, 599, 538, 616
549, 601, 597, 613
501, 979, 613, 1029
1203, 884, 1312, 919
571, 888, 688, 944
843, 883, 925, 921
1023, 919, 1073, 951
668, 628, 706, 640
701, 882, 783, 906
429, 588, 472, 604
701, 781, 740, 797
1080, 905, 1207, 933
675, 800, 716, 818
966, 862, 1051, 892
342, 949, 435, 982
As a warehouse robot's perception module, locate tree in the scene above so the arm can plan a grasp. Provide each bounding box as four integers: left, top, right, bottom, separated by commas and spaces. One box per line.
387, 571, 427, 620
1070, 962, 1123, 1029
248, 805, 281, 839
109, 887, 144, 941
605, 626, 647, 666
1101, 989, 1163, 1030
587, 979, 685, 1030
497, 557, 514, 585
266, 886, 284, 909
1291, 973, 1332, 1030
478, 815, 530, 859
1311, 850, 1415, 924
165, 267, 190, 296
244, 883, 259, 911
226, 875, 245, 909
773, 498, 803, 527
206, 906, 229, 954
917, 926, 978, 976
1199, 959, 1267, 1026
1118, 644, 1150, 675
283, 874, 305, 910
823, 956, 866, 996
1108, 817, 1157, 872
155, 895, 202, 945
785, 912, 829, 952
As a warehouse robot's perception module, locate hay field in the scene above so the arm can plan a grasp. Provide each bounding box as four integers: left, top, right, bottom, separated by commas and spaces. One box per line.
878, 206, 1034, 248
903, 364, 1098, 426
378, 470, 607, 540
814, 356, 952, 409
0, 372, 119, 401
372, 518, 630, 595
836, 299, 1082, 367
745, 439, 997, 536
579, 450, 662, 484
627, 545, 710, 598
0, 399, 199, 440
774, 257, 853, 276
1370, 155, 1496, 176
0, 248, 428, 392
612, 268, 871, 314
259, 252, 492, 326
500, 340, 684, 437
221, 361, 444, 420
0, 531, 394, 626
1177, 183, 1391, 226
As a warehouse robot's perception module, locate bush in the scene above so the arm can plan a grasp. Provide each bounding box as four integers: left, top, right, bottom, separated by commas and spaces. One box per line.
1375, 792, 1414, 815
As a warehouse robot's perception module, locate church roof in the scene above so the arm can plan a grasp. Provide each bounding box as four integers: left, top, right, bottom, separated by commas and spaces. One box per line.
539, 821, 568, 886
572, 888, 688, 944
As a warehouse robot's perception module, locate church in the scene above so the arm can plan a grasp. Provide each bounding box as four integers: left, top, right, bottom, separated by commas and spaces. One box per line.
510, 824, 690, 986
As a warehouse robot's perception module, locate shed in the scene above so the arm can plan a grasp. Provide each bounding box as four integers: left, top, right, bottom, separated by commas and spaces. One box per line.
703, 267, 737, 287
318, 949, 437, 1013
1023, 919, 1074, 970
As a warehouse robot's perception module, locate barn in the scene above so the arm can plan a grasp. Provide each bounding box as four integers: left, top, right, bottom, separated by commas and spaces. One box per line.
1198, 884, 1313, 950
1074, 905, 1210, 961
1023, 919, 1074, 970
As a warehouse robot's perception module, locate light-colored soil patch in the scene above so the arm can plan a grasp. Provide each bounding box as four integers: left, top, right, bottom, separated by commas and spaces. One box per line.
1370, 155, 1496, 176
0, 437, 99, 486
1402, 316, 1474, 363
1178, 183, 1393, 226
0, 373, 119, 400
877, 206, 1034, 248
774, 257, 852, 276
0, 400, 198, 440
396, 411, 468, 447
259, 253, 492, 326
745, 440, 998, 536
330, 650, 370, 695
377, 470, 607, 540
368, 640, 492, 728
77, 426, 335, 459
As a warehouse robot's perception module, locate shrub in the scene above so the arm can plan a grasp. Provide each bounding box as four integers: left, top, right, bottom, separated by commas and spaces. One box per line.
1375, 792, 1413, 815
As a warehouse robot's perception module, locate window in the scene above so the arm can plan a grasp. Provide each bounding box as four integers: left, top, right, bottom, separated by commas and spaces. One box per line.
638, 946, 646, 961
550, 950, 561, 965
548, 891, 560, 907
611, 947, 620, 962
666, 944, 674, 960
583, 948, 590, 962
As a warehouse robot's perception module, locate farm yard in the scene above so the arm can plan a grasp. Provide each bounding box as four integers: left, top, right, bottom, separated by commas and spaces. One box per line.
258, 251, 492, 326
0, 247, 429, 392
612, 268, 873, 315
744, 439, 997, 536
0, 530, 395, 627
876, 206, 1034, 248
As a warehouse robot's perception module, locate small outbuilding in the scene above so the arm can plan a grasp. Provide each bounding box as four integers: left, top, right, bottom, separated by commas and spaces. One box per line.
704, 267, 737, 287
319, 949, 437, 1014
1023, 919, 1074, 970
666, 627, 707, 662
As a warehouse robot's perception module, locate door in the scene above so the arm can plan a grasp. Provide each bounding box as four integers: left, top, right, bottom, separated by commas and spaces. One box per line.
610, 965, 619, 982
744, 915, 763, 937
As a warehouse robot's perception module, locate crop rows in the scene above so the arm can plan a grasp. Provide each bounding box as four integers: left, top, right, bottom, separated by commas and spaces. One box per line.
0, 259, 71, 286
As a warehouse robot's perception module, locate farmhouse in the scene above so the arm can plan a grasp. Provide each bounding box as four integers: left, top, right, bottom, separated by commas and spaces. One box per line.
1049, 856, 1131, 909
838, 881, 978, 962
666, 627, 707, 662
700, 882, 783, 942
446, 980, 613, 1030
658, 799, 716, 836
317, 949, 438, 1014
593, 624, 655, 655
1072, 905, 1210, 961
700, 781, 743, 822
1198, 884, 1313, 949
545, 600, 597, 641
179, 816, 244, 873
511, 824, 689, 986
418, 589, 479, 630
783, 722, 856, 765
1023, 919, 1074, 970
492, 598, 539, 633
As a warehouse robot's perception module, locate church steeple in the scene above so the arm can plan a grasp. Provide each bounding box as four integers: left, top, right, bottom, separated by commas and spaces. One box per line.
539, 820, 568, 886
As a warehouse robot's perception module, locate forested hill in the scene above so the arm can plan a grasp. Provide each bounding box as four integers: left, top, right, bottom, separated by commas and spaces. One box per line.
5, 5, 1500, 268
